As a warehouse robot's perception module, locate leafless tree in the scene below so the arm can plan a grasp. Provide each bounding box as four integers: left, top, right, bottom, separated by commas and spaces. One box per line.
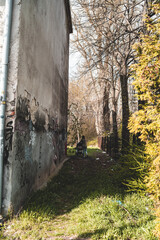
68, 78, 97, 145
70, 0, 147, 153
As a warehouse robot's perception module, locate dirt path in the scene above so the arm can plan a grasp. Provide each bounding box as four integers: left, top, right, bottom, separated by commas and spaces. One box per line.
55, 152, 113, 240
68, 151, 112, 174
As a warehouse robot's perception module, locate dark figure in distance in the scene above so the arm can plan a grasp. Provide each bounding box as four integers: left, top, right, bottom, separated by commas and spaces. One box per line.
80, 135, 87, 157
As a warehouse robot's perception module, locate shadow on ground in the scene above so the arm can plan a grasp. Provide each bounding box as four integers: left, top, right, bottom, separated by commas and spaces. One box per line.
3, 148, 156, 240
22, 149, 123, 219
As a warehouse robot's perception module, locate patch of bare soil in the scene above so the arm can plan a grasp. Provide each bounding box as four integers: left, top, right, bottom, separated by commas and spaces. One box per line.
68, 151, 112, 175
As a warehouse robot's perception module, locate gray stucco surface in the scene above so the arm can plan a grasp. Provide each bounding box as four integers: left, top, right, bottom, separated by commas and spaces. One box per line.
2, 0, 71, 214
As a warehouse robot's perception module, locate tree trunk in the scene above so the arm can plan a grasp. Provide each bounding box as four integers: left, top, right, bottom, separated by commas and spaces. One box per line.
111, 79, 119, 157
95, 83, 110, 136
77, 129, 80, 143
95, 101, 104, 136
103, 85, 110, 133
112, 110, 118, 156
120, 74, 130, 152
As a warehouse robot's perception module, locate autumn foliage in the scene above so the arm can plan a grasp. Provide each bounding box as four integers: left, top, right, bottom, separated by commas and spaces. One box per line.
129, 4, 160, 237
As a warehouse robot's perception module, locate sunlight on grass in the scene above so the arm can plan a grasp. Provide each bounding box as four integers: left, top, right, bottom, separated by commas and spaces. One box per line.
87, 138, 98, 147
67, 146, 76, 156
67, 146, 101, 158
2, 149, 157, 240
66, 194, 156, 240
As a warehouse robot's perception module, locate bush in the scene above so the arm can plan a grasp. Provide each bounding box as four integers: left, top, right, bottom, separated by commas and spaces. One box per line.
118, 145, 151, 193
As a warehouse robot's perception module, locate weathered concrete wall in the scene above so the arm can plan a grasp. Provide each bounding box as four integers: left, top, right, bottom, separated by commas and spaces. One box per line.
0, 1, 5, 74
2, 0, 71, 214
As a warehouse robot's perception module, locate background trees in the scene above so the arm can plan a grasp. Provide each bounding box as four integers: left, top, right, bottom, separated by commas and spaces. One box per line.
69, 0, 160, 236
70, 0, 146, 152
68, 78, 97, 145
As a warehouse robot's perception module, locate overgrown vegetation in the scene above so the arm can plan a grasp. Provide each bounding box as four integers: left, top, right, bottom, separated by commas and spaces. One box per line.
67, 0, 160, 237
117, 145, 149, 193
1, 148, 157, 239
129, 3, 160, 237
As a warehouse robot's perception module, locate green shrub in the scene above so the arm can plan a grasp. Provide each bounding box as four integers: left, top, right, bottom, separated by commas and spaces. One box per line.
118, 145, 151, 193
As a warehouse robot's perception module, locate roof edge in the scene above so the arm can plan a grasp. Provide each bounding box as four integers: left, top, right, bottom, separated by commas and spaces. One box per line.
64, 0, 73, 34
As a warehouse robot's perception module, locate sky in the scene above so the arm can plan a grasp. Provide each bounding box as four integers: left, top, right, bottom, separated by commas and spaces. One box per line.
69, 36, 81, 79
69, 0, 81, 79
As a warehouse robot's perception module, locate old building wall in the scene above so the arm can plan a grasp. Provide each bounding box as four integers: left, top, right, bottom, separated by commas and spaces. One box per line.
0, 1, 5, 69
2, 0, 71, 214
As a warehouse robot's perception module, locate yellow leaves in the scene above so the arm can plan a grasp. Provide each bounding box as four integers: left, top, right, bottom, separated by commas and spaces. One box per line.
128, 111, 144, 133
130, 5, 160, 237
146, 155, 160, 198
155, 206, 160, 238
129, 12, 160, 143
129, 105, 160, 146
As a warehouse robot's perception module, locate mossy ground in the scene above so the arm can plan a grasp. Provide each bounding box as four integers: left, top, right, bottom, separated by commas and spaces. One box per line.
1, 148, 157, 240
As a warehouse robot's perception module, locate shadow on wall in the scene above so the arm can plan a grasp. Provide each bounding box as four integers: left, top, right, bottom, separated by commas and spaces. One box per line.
3, 95, 67, 214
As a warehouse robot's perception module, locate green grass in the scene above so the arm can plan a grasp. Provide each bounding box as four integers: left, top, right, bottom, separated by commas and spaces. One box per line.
1, 148, 157, 240
87, 147, 101, 157
87, 138, 98, 147
67, 146, 76, 156
67, 146, 101, 157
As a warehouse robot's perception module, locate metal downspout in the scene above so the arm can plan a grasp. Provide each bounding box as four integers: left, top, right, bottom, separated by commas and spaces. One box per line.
0, 0, 13, 213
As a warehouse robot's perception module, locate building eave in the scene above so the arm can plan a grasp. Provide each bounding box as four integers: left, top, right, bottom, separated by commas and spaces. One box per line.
64, 0, 73, 34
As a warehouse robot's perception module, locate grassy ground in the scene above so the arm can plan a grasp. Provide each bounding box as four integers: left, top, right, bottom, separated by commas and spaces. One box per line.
1, 148, 157, 240
67, 146, 101, 157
